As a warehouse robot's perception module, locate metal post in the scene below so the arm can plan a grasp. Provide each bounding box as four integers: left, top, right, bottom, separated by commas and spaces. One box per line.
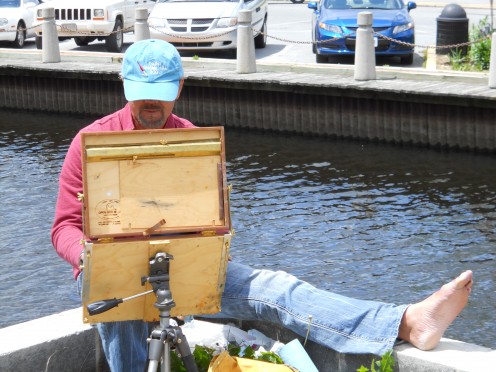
488, 32, 496, 88
237, 10, 256, 74
42, 8, 60, 63
354, 12, 376, 81
135, 8, 150, 42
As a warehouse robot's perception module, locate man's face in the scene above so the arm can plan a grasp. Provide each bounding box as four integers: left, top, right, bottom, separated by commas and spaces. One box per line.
127, 79, 184, 130
129, 99, 176, 129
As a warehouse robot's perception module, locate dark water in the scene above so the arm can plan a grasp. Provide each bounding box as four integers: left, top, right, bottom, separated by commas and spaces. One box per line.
0, 109, 495, 350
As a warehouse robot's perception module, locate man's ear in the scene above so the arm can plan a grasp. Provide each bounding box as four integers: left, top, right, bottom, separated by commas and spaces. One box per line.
176, 79, 184, 100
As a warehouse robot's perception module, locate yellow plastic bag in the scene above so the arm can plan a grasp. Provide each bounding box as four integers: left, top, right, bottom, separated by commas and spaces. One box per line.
208, 351, 297, 372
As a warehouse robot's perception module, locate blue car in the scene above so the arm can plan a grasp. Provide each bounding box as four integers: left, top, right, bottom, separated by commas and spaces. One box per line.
308, 0, 417, 64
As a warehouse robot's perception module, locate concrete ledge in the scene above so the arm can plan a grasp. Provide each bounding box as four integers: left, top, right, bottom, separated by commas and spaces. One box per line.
0, 308, 106, 372
395, 339, 496, 372
1, 308, 494, 372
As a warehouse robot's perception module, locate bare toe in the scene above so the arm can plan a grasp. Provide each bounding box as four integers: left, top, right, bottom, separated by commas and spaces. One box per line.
399, 270, 473, 350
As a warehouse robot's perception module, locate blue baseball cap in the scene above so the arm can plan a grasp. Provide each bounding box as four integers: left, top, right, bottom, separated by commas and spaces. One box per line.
122, 39, 184, 102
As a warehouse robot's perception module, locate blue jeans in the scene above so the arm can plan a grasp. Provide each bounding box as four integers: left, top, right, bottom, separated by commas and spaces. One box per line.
79, 262, 407, 371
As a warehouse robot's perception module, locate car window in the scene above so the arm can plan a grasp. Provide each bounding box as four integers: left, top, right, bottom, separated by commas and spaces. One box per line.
0, 0, 21, 8
323, 0, 403, 10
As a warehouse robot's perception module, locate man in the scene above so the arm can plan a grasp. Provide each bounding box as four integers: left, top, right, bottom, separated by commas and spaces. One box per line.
52, 39, 473, 371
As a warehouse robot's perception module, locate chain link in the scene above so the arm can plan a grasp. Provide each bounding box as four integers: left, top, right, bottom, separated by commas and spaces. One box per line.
1, 20, 491, 51
373, 31, 491, 50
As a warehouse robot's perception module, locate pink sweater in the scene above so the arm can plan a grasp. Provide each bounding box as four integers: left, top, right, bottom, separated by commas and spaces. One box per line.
51, 104, 196, 278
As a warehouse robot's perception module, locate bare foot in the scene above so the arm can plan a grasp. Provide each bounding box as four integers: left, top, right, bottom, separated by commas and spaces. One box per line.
398, 270, 473, 350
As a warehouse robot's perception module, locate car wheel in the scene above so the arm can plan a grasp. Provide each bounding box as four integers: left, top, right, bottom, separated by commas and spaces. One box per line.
35, 35, 42, 50
316, 54, 328, 63
74, 37, 93, 46
400, 54, 414, 65
291, 0, 305, 3
105, 19, 123, 53
12, 22, 26, 49
254, 17, 267, 49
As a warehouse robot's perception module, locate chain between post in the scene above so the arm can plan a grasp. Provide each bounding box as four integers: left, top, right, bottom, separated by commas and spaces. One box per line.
2, 21, 491, 51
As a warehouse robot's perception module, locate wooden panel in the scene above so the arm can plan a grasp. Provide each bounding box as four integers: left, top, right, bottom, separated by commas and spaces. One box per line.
84, 161, 121, 236
81, 127, 230, 238
85, 141, 221, 162
120, 156, 221, 229
81, 234, 231, 323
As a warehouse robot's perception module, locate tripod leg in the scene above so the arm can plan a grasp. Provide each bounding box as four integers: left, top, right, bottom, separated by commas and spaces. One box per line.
161, 341, 170, 372
173, 327, 198, 372
148, 329, 167, 372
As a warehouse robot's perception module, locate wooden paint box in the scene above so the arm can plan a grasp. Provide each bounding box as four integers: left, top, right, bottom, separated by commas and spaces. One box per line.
80, 127, 231, 324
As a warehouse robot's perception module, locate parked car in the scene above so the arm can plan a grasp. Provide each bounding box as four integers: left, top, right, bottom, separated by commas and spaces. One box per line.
308, 0, 416, 64
148, 0, 268, 56
0, 0, 42, 48
34, 0, 157, 52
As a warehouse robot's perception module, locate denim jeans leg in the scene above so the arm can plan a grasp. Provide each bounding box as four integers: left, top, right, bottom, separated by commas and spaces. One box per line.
211, 261, 408, 356
96, 320, 149, 372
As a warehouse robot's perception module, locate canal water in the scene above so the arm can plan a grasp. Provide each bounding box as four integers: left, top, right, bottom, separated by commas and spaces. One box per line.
0, 108, 495, 350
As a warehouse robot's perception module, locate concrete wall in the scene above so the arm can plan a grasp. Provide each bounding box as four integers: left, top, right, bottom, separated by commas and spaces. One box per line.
1, 309, 494, 372
0, 309, 107, 372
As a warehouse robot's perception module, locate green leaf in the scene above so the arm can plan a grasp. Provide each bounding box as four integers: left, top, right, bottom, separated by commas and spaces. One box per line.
357, 350, 394, 372
257, 351, 284, 364
170, 351, 187, 372
242, 345, 256, 359
378, 350, 394, 372
193, 345, 214, 372
227, 343, 241, 357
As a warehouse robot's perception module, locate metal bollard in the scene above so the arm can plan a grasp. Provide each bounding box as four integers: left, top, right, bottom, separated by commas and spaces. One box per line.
488, 32, 496, 88
42, 8, 60, 63
134, 8, 150, 41
236, 10, 256, 74
354, 12, 376, 81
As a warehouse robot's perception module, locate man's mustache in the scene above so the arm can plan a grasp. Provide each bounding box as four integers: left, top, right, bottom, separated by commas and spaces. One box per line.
141, 105, 162, 110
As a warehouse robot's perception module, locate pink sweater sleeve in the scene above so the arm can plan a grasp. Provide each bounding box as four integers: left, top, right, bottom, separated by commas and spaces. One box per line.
51, 133, 85, 279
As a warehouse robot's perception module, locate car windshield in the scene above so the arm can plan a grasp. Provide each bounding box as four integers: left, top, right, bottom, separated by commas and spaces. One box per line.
0, 0, 20, 8
323, 0, 402, 10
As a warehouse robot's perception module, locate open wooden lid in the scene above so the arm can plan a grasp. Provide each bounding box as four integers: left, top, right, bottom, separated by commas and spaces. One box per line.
81, 127, 230, 239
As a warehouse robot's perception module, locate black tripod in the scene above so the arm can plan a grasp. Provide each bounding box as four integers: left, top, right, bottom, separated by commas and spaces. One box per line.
87, 251, 198, 372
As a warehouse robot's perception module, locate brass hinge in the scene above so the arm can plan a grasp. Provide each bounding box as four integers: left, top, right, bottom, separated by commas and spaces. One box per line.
97, 237, 114, 243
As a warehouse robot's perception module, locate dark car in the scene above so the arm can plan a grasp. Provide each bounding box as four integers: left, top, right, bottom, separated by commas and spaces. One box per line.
308, 0, 416, 64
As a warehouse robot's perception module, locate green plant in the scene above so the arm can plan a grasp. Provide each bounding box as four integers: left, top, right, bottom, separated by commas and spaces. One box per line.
449, 48, 470, 71
192, 55, 200, 60
171, 343, 284, 371
449, 17, 492, 71
468, 17, 492, 70
356, 350, 395, 372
